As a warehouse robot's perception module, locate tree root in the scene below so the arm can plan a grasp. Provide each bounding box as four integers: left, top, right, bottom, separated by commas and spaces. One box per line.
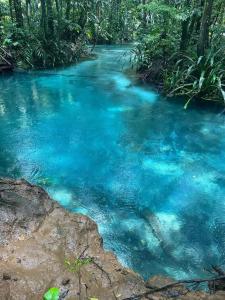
122, 275, 225, 300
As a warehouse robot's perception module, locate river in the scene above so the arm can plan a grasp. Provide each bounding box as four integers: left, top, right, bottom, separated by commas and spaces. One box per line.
0, 45, 225, 280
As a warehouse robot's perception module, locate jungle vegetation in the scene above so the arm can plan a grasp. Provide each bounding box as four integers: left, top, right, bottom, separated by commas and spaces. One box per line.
0, 0, 137, 68
132, 0, 225, 107
0, 0, 225, 106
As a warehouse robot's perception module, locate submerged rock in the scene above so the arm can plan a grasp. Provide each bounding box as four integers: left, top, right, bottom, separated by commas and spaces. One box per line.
0, 178, 225, 300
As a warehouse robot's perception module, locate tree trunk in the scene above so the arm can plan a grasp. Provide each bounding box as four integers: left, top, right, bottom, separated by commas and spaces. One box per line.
65, 0, 71, 20
197, 0, 214, 56
13, 0, 23, 27
55, 0, 61, 33
25, 0, 30, 27
180, 11, 198, 52
142, 0, 147, 29
46, 0, 54, 36
40, 0, 47, 37
8, 0, 14, 22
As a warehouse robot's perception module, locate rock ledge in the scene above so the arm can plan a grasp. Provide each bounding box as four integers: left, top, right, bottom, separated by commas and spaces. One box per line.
0, 178, 224, 300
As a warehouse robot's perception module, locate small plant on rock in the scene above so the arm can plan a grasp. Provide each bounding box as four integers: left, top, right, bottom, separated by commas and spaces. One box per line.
64, 257, 93, 273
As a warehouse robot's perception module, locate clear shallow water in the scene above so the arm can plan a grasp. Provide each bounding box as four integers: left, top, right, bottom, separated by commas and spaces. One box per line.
1, 45, 225, 280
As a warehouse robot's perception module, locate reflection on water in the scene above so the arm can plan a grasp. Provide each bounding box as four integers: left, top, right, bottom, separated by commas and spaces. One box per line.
1, 45, 225, 280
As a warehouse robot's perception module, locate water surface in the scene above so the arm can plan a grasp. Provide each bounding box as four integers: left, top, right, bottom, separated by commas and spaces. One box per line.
1, 45, 225, 280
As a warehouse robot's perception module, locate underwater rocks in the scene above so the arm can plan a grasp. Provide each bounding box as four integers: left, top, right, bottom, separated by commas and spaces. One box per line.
0, 178, 225, 300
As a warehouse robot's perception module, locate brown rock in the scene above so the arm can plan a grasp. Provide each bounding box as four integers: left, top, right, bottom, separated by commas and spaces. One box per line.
2, 273, 11, 281
0, 178, 147, 300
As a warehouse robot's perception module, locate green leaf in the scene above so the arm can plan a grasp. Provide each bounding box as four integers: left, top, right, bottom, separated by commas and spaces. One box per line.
89, 298, 99, 300
199, 71, 205, 89
86, 29, 93, 39
197, 56, 203, 65
221, 89, 225, 103
43, 287, 60, 300
193, 80, 198, 89
3, 38, 12, 46
186, 65, 193, 78
210, 55, 214, 67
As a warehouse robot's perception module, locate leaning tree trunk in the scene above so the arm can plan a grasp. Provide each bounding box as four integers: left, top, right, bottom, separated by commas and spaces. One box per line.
197, 0, 214, 56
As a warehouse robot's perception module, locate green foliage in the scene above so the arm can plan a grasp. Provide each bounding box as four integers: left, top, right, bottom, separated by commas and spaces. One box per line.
165, 47, 225, 108
133, 0, 225, 106
140, 1, 179, 19
0, 0, 136, 68
64, 257, 93, 273
43, 287, 60, 300
132, 0, 181, 79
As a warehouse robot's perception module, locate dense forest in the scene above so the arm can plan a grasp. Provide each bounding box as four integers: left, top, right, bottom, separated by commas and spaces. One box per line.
0, 0, 225, 106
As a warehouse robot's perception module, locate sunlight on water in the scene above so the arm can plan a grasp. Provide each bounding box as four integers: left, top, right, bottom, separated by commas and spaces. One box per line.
1, 45, 225, 280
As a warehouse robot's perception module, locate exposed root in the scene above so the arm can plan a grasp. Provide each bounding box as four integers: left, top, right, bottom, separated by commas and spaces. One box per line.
122, 275, 225, 300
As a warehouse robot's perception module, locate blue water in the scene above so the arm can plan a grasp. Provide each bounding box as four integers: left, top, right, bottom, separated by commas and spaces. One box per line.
1, 45, 225, 280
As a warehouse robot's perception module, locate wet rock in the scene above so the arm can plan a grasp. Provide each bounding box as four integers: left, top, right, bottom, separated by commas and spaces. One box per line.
0, 178, 147, 300
146, 275, 176, 288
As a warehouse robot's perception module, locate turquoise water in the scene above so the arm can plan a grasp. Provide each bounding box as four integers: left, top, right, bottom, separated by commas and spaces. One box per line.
1, 45, 225, 280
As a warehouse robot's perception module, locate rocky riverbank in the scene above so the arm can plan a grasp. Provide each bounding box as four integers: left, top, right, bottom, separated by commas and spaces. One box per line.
0, 178, 224, 300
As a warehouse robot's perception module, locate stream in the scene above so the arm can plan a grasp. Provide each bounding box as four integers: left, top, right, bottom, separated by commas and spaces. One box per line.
1, 45, 225, 280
